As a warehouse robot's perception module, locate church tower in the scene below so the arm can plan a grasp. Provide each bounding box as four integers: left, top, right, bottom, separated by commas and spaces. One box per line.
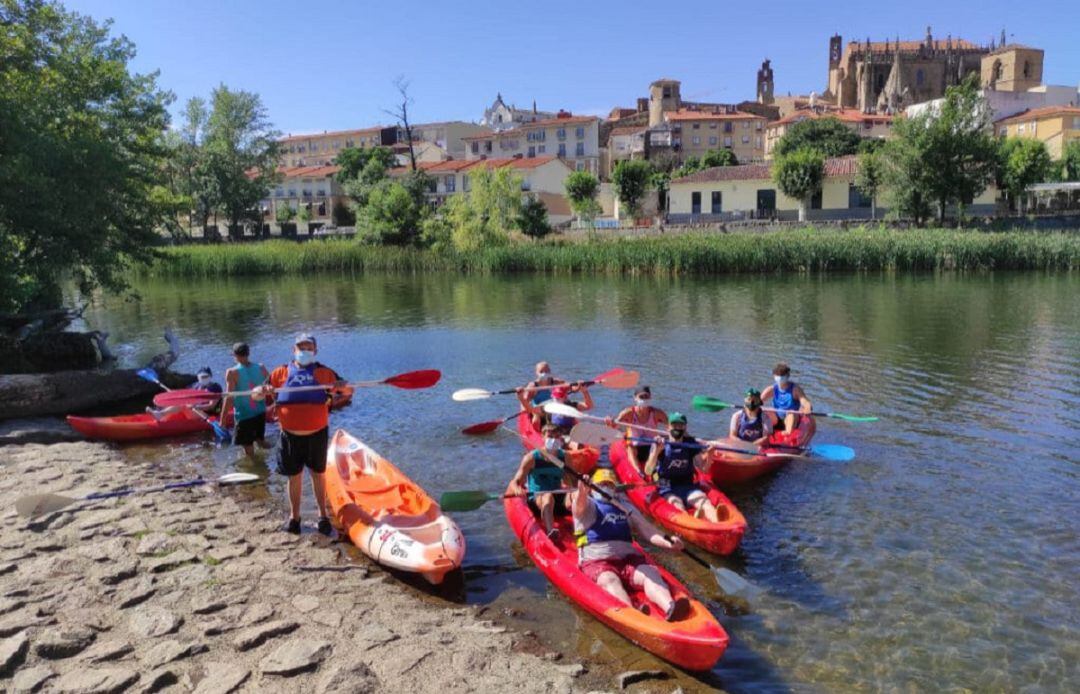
648, 79, 681, 127
981, 39, 1044, 92
756, 59, 774, 104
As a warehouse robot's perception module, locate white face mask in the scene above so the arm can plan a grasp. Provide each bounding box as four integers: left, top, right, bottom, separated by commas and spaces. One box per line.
634, 397, 649, 407
295, 350, 316, 366
774, 375, 788, 387
197, 374, 211, 385
544, 437, 562, 451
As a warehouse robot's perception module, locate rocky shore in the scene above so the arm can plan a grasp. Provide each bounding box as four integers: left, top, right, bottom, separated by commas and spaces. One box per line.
0, 437, 619, 693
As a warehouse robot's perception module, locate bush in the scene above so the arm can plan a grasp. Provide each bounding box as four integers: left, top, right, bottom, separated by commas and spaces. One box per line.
515, 195, 551, 239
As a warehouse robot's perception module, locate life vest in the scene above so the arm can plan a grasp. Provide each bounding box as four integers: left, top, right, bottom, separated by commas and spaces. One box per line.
275, 362, 330, 405
656, 436, 699, 486
772, 382, 800, 416
736, 411, 765, 441
576, 495, 632, 547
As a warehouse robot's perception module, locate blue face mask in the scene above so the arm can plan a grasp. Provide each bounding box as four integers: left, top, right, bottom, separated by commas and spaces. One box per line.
295, 350, 316, 366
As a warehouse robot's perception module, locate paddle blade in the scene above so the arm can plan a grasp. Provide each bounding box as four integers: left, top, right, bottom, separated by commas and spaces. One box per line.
16, 493, 74, 518
217, 472, 261, 485
712, 567, 762, 601
692, 395, 732, 413
153, 390, 220, 408
209, 419, 231, 443
440, 490, 499, 512
543, 402, 584, 419
136, 367, 160, 384
809, 444, 855, 462
595, 369, 640, 390
461, 419, 503, 436
452, 388, 495, 402
569, 421, 620, 448
384, 369, 441, 389
827, 413, 879, 423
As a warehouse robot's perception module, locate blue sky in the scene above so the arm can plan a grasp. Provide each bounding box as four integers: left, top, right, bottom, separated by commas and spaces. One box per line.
66, 0, 1080, 135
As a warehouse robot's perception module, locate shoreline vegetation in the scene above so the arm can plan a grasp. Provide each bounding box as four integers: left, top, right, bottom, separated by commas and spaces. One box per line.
145, 228, 1080, 277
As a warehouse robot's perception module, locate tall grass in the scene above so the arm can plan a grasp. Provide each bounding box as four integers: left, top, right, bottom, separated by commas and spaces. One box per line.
144, 228, 1080, 278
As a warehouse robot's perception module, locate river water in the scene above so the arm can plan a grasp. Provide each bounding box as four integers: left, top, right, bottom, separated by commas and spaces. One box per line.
78, 272, 1078, 692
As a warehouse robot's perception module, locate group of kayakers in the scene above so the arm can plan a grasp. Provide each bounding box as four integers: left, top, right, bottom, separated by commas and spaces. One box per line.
505, 360, 815, 621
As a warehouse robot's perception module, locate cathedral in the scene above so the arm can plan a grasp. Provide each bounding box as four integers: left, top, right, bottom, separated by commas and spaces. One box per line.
824, 27, 999, 113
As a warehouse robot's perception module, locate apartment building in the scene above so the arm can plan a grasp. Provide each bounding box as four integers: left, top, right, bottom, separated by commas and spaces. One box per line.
764, 108, 893, 159
993, 105, 1080, 159
606, 125, 647, 176
463, 113, 601, 176
665, 109, 767, 163
279, 128, 397, 167
406, 121, 491, 159
261, 165, 347, 228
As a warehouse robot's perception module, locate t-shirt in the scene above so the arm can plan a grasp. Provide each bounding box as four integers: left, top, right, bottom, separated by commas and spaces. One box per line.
268, 363, 339, 432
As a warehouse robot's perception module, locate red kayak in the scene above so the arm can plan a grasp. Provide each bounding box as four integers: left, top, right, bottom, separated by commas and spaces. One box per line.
610, 440, 746, 555
504, 495, 728, 670
516, 411, 600, 475
707, 417, 814, 486
67, 410, 211, 441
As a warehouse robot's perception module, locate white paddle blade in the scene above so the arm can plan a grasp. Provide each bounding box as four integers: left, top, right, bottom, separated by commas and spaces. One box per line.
598, 369, 640, 389
543, 402, 585, 419
569, 421, 621, 447
452, 388, 494, 402
712, 567, 763, 600
217, 473, 261, 485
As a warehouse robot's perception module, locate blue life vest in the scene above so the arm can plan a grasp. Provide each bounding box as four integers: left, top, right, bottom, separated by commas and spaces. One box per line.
736, 411, 765, 442
527, 449, 565, 494
772, 382, 800, 416
579, 496, 632, 546
275, 362, 330, 406
657, 436, 699, 486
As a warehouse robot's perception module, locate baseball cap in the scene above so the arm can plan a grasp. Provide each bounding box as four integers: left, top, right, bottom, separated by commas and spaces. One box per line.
668, 412, 687, 425
294, 333, 317, 347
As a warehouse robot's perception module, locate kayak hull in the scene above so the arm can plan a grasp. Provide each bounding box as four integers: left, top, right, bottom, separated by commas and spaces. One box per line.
324, 429, 465, 584
708, 417, 815, 486
504, 496, 727, 671
610, 441, 746, 555
67, 411, 210, 441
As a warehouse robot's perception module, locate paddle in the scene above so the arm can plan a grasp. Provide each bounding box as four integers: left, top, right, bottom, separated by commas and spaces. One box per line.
568, 421, 806, 461
441, 485, 636, 513
15, 472, 260, 519
460, 410, 526, 436
153, 369, 442, 408
136, 368, 231, 443
692, 395, 879, 423
452, 367, 639, 403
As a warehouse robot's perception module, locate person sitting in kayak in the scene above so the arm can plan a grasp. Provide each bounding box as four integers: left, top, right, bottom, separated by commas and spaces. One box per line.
517, 361, 566, 429
221, 342, 271, 458
254, 334, 346, 536
613, 386, 667, 471
760, 363, 815, 444
571, 468, 689, 621
643, 413, 722, 522
146, 367, 222, 421
545, 384, 594, 435
729, 388, 774, 448
506, 423, 571, 541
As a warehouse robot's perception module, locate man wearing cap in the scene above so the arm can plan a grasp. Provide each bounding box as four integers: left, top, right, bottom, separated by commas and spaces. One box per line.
221, 343, 271, 458
644, 413, 722, 522
255, 334, 345, 535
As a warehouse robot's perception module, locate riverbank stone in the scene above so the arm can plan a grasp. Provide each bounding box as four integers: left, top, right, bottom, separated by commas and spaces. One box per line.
129, 607, 181, 638
11, 665, 55, 692
53, 666, 139, 693
0, 631, 30, 676
34, 626, 96, 659
259, 638, 332, 676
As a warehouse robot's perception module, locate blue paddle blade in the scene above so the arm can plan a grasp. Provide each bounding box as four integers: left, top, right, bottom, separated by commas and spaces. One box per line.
810, 444, 855, 462
208, 419, 231, 443
136, 367, 159, 383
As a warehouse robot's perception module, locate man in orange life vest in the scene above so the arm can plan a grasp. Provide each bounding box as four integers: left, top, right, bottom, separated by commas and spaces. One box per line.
254, 334, 345, 535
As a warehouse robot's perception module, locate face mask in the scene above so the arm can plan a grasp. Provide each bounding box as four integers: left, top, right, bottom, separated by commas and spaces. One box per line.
538, 370, 551, 380
295, 350, 316, 366
544, 437, 562, 451
197, 374, 211, 385
634, 397, 649, 407
746, 402, 759, 412
774, 375, 788, 387
670, 429, 686, 439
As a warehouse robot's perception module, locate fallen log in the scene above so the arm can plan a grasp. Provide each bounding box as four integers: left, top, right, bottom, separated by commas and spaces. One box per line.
0, 330, 190, 420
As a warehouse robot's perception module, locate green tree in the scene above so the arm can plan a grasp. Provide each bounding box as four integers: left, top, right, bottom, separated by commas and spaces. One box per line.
275, 204, 295, 225
1060, 140, 1080, 182
0, 0, 172, 312
202, 85, 281, 237
296, 204, 312, 231
774, 117, 861, 158
444, 167, 521, 251
336, 146, 396, 185
331, 201, 355, 226
772, 148, 824, 222
998, 138, 1052, 212
855, 149, 884, 220
701, 149, 738, 168
611, 160, 653, 219
356, 180, 425, 245
564, 171, 601, 226
515, 195, 551, 239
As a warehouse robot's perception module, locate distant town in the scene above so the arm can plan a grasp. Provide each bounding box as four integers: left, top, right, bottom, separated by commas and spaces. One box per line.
266, 27, 1079, 231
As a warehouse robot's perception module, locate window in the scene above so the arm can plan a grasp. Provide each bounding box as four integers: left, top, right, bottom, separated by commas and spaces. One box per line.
287, 188, 296, 196
709, 123, 717, 130
527, 146, 536, 157
810, 190, 822, 210
663, 86, 672, 98
692, 136, 701, 146
576, 127, 585, 138
538, 145, 546, 154
558, 143, 567, 157
1023, 60, 1031, 79
756, 136, 763, 148
462, 174, 470, 192
575, 142, 585, 156
1018, 124, 1025, 134
691, 192, 701, 215
274, 187, 284, 197
557, 128, 566, 140
445, 175, 455, 192
692, 123, 700, 130
346, 139, 354, 147
724, 122, 733, 133
741, 135, 748, 144
312, 143, 319, 152
302, 188, 312, 197
576, 161, 585, 171
848, 184, 872, 208
709, 136, 718, 146
711, 191, 722, 214
471, 142, 479, 154
916, 69, 925, 87
317, 188, 326, 197
724, 136, 733, 147
484, 141, 492, 153
742, 121, 749, 129
756, 121, 763, 131
521, 178, 531, 191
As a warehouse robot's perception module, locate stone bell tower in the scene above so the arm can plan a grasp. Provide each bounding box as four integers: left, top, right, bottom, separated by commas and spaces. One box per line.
756, 59, 775, 104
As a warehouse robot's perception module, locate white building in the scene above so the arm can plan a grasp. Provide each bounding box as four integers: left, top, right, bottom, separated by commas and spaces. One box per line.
464, 114, 601, 176
906, 84, 1080, 124
482, 93, 557, 131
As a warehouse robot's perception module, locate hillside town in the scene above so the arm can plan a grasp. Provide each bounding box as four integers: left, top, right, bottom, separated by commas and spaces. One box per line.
264, 27, 1080, 234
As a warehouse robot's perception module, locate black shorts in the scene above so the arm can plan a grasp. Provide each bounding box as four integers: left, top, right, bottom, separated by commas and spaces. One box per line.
273, 428, 329, 476
233, 413, 266, 446
631, 444, 652, 463
528, 493, 568, 517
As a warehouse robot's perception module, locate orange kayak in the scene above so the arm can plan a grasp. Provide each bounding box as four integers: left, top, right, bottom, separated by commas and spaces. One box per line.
67, 410, 211, 441
708, 417, 814, 486
610, 440, 746, 555
504, 496, 728, 671
324, 429, 465, 584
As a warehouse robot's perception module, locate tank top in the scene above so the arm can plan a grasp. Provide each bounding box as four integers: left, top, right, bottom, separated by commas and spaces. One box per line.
772, 382, 800, 416
527, 449, 565, 494
657, 436, 699, 486
231, 363, 267, 421
736, 411, 765, 442
625, 407, 662, 440
530, 377, 556, 406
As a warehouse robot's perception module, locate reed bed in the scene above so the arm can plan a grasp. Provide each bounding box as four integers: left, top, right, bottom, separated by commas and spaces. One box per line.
145, 228, 1080, 278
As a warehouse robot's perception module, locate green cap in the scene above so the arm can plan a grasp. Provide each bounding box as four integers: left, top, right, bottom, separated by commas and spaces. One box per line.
668, 412, 687, 425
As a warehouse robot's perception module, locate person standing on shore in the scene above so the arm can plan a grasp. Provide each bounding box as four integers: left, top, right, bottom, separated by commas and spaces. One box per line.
221, 342, 271, 458
254, 334, 345, 535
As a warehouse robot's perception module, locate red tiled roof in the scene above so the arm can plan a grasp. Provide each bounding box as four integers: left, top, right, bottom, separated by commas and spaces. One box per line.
608, 125, 647, 137
768, 108, 895, 128
995, 105, 1080, 125
665, 109, 765, 122
464, 156, 567, 171
672, 156, 858, 184
277, 165, 341, 178
280, 127, 384, 142
462, 115, 598, 140
386, 157, 566, 177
